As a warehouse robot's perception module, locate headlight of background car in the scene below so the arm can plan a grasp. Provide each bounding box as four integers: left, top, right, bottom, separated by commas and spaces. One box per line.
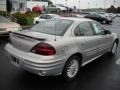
0, 28, 7, 31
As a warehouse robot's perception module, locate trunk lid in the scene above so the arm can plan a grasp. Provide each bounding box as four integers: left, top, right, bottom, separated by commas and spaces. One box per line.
10, 30, 61, 52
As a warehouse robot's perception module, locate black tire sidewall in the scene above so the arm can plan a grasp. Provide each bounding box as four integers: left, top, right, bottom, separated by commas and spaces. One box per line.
62, 55, 81, 81
35, 21, 39, 24
110, 41, 118, 55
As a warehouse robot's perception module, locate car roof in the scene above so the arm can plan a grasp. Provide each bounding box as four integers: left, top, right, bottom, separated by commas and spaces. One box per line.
60, 17, 94, 23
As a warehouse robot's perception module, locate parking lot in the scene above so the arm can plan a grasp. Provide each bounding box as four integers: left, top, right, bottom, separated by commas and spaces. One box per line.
0, 17, 120, 90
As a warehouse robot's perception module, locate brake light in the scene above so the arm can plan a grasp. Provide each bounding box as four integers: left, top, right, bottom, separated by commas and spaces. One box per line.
31, 43, 56, 56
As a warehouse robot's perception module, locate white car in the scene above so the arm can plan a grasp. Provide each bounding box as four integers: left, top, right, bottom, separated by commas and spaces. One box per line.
0, 16, 22, 36
33, 14, 60, 24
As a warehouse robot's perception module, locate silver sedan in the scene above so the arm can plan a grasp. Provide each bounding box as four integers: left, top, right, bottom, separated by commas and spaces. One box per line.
5, 17, 119, 81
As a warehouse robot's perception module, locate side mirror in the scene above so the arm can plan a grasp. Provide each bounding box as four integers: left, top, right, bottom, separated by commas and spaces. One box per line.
104, 30, 111, 35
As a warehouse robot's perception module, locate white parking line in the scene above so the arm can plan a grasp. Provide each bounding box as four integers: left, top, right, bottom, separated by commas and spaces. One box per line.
116, 59, 120, 64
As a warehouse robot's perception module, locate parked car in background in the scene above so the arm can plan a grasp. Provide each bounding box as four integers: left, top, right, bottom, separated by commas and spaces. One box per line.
85, 14, 112, 24
33, 14, 60, 24
108, 13, 116, 19
56, 4, 73, 13
99, 13, 113, 20
68, 14, 86, 18
116, 14, 120, 17
5, 17, 119, 81
0, 16, 22, 36
45, 4, 67, 13
32, 6, 43, 13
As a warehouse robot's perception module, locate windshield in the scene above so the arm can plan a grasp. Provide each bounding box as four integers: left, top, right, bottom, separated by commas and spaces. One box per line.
51, 15, 60, 18
0, 16, 11, 23
31, 19, 74, 36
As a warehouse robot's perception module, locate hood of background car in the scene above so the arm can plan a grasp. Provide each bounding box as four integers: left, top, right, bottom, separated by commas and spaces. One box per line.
0, 22, 20, 29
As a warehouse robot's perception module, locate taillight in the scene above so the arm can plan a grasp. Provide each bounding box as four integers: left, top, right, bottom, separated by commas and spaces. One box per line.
31, 43, 56, 56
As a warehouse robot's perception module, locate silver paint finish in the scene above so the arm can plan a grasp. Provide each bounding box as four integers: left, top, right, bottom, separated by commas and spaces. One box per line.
5, 17, 119, 76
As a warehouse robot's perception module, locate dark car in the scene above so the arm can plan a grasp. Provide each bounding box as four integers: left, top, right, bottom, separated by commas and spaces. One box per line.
84, 14, 112, 24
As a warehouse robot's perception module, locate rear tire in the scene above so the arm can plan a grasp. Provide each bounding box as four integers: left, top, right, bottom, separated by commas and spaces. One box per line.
62, 55, 81, 81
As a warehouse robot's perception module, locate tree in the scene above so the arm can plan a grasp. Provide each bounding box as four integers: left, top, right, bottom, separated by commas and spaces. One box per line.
6, 0, 12, 13
117, 7, 120, 13
107, 5, 117, 13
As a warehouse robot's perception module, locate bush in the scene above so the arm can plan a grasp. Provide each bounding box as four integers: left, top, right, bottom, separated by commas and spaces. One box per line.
16, 16, 27, 25
12, 13, 28, 25
12, 12, 38, 26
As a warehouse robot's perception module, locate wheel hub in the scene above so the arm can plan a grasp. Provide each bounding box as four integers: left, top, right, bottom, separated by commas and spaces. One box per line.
67, 59, 79, 78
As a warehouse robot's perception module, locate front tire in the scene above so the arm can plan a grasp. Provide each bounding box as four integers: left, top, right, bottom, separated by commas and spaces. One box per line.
102, 20, 107, 24
110, 41, 118, 55
35, 21, 39, 24
62, 55, 81, 81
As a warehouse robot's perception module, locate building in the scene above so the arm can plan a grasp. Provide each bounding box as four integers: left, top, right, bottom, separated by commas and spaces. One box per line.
0, 0, 48, 13
26, 0, 48, 11
11, 0, 26, 13
0, 0, 6, 11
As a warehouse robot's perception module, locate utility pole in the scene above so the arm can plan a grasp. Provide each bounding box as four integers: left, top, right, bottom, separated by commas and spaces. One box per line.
65, 0, 68, 7
88, 2, 90, 9
18, 0, 20, 12
114, 0, 116, 6
96, 3, 97, 9
104, 0, 106, 9
78, 0, 80, 10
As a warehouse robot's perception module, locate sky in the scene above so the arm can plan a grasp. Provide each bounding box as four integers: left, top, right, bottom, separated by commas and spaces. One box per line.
51, 0, 120, 9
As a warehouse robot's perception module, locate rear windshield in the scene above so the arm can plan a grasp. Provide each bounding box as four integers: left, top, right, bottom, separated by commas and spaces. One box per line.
31, 19, 74, 36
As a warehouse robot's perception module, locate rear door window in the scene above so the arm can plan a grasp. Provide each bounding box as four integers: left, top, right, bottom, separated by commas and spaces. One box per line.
78, 22, 94, 36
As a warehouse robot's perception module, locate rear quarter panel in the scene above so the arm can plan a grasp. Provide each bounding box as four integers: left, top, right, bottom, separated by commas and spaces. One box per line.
47, 37, 83, 63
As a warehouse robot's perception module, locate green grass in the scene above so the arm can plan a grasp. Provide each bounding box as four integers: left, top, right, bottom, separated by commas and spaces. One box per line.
26, 17, 34, 25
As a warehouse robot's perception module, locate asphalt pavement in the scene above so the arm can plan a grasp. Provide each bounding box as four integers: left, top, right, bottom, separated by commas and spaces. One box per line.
0, 17, 120, 90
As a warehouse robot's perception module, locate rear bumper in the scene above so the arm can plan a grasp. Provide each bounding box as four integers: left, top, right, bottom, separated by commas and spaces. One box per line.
5, 43, 66, 76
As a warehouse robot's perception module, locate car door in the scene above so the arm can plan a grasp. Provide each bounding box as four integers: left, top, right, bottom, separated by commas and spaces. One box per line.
95, 14, 102, 22
90, 21, 113, 55
74, 22, 99, 62
90, 14, 97, 21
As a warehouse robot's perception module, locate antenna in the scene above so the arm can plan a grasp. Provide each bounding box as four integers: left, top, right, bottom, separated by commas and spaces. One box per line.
114, 0, 116, 6
54, 0, 57, 41
54, 18, 57, 41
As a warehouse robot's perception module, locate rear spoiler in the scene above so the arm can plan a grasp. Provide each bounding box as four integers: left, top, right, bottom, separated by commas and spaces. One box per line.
12, 32, 46, 41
